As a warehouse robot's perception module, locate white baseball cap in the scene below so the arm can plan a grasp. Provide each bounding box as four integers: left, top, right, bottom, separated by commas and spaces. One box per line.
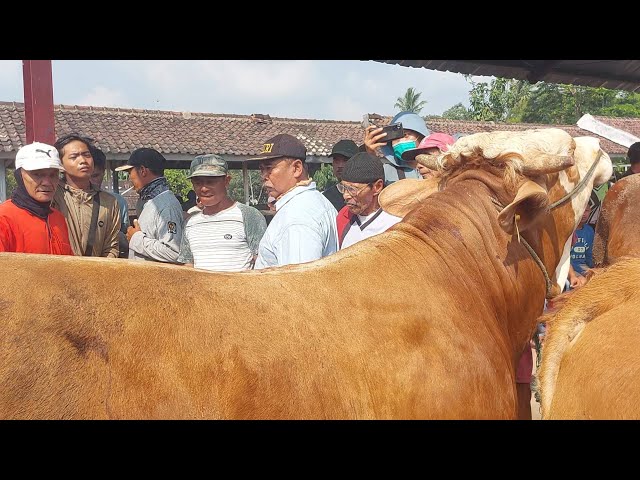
15, 142, 65, 172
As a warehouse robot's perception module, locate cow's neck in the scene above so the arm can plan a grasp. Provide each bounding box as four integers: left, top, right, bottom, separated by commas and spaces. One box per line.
401, 171, 553, 358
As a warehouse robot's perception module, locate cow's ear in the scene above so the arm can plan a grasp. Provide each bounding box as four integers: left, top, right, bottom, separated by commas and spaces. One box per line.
498, 180, 549, 234
379, 178, 440, 218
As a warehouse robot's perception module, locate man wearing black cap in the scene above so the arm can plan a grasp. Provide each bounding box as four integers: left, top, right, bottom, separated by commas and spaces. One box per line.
336, 152, 401, 249
253, 133, 338, 269
617, 142, 640, 180
323, 139, 359, 211
115, 148, 184, 263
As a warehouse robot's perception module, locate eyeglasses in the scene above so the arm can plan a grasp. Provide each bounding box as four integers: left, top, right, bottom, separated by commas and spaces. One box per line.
336, 182, 371, 197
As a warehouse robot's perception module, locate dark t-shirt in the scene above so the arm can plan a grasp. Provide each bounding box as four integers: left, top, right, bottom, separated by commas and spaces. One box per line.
616, 168, 638, 182
323, 184, 345, 211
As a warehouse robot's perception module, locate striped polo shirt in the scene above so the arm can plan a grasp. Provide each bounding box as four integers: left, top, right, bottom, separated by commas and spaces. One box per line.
178, 202, 263, 272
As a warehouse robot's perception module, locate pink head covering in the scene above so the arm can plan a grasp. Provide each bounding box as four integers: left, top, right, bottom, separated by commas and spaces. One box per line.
401, 132, 456, 162
417, 133, 456, 152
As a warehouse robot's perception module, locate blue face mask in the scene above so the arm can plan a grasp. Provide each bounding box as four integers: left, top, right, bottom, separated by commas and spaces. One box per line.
392, 141, 417, 162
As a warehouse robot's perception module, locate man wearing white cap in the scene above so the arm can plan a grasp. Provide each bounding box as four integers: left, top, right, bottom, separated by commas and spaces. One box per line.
0, 142, 73, 254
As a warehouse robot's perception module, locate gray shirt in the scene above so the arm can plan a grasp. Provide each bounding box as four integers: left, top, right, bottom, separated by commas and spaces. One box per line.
129, 190, 184, 263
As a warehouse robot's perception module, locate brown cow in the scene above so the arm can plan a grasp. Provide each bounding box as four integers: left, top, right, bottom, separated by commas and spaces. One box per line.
537, 257, 640, 419
538, 174, 640, 419
0, 130, 612, 419
592, 174, 640, 266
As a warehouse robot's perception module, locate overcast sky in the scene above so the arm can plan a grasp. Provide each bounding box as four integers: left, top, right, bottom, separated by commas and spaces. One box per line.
0, 60, 490, 121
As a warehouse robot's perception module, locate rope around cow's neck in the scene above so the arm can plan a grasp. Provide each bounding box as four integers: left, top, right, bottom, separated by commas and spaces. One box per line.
548, 150, 602, 210
490, 150, 603, 299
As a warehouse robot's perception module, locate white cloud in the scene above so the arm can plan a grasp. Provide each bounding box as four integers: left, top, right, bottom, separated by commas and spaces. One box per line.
197, 60, 314, 98
80, 86, 128, 108
326, 95, 367, 122
0, 61, 27, 98
0, 60, 478, 121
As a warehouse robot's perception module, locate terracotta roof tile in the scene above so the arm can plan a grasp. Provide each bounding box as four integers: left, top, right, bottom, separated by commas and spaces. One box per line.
0, 101, 636, 159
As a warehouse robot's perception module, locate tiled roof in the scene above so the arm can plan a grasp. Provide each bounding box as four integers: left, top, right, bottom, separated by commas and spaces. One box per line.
0, 101, 365, 158
0, 101, 636, 160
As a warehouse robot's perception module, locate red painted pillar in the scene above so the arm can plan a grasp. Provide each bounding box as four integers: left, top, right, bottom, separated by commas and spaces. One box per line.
22, 60, 56, 145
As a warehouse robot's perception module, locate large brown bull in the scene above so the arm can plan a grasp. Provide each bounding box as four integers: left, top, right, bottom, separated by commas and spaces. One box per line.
0, 130, 612, 419
538, 258, 640, 419
592, 174, 640, 266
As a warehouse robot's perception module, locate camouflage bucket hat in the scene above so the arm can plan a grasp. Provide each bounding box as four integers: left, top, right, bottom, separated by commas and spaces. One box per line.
187, 154, 228, 178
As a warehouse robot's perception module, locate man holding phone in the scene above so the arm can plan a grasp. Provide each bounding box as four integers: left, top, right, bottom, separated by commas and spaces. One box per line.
363, 111, 430, 186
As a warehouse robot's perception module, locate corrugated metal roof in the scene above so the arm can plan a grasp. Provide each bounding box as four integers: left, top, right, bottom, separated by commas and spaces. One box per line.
374, 60, 640, 93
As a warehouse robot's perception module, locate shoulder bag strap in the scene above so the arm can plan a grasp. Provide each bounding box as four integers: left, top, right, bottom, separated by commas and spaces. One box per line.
83, 193, 101, 256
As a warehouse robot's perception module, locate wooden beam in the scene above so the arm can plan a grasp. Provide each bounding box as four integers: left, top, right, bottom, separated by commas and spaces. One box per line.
242, 161, 249, 205
0, 160, 6, 202
22, 60, 56, 145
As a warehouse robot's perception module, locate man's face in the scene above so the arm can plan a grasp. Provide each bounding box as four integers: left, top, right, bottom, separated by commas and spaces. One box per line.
90, 166, 106, 189
191, 175, 230, 208
332, 155, 348, 181
21, 168, 60, 203
414, 147, 440, 179
128, 166, 144, 191
259, 157, 299, 199
60, 140, 93, 180
340, 180, 377, 216
128, 165, 156, 192
391, 129, 422, 147
579, 206, 592, 227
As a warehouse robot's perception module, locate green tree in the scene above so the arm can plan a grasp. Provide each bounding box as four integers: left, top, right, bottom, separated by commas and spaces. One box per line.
312, 164, 337, 191
459, 75, 640, 125
164, 169, 191, 201
228, 170, 265, 205
467, 77, 532, 122
394, 87, 427, 114
442, 102, 472, 120
6, 168, 17, 197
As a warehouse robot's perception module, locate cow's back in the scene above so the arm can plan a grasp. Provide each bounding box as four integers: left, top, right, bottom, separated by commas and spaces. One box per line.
539, 257, 640, 419
593, 175, 640, 265
546, 300, 640, 419
0, 220, 519, 419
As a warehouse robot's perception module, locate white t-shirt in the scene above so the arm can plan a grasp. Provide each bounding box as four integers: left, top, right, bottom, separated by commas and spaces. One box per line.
341, 208, 402, 250
179, 203, 254, 271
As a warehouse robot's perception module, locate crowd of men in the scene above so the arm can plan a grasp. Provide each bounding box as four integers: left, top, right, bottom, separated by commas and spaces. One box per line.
11, 109, 632, 278
0, 111, 451, 270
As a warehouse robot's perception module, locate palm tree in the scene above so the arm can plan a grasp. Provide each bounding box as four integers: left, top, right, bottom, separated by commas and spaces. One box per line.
394, 87, 427, 114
